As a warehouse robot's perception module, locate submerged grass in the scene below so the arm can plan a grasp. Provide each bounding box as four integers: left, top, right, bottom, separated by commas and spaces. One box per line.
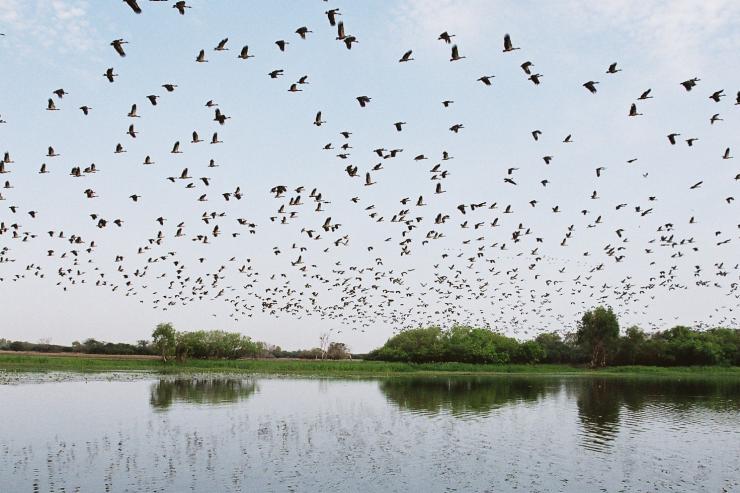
0, 353, 739, 379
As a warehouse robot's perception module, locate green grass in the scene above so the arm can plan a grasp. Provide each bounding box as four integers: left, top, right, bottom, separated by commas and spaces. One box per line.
1, 354, 739, 378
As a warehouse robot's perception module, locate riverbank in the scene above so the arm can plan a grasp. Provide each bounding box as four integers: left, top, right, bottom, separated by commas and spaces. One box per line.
0, 353, 738, 378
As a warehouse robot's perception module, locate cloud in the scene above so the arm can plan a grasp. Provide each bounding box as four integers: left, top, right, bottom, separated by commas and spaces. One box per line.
393, 0, 740, 76
0, 0, 98, 56
563, 0, 740, 75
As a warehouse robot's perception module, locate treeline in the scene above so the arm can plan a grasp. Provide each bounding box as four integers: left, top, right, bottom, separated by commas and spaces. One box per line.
0, 338, 153, 356
4, 309, 737, 367
367, 307, 740, 367
1, 326, 353, 362
151, 324, 352, 362
271, 342, 352, 360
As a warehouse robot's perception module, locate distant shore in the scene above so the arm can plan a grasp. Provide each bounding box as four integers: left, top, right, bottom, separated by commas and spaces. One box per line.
0, 353, 738, 378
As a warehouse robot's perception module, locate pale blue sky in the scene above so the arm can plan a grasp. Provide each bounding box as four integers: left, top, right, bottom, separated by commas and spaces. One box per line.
0, 0, 738, 351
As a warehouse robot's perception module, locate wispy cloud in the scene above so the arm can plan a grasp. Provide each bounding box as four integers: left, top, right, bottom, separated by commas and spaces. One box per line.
393, 0, 740, 77
0, 0, 98, 57
564, 0, 740, 75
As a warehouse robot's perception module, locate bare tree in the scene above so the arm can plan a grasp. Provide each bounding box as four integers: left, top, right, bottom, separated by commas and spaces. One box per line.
319, 333, 330, 360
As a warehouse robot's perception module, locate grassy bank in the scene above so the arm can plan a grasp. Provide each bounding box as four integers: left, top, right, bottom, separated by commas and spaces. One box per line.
0, 353, 739, 378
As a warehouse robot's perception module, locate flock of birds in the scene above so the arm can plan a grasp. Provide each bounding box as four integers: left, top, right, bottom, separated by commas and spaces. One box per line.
0, 1, 738, 342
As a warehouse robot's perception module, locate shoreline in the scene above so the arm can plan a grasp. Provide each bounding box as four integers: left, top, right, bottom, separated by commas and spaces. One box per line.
1, 353, 738, 379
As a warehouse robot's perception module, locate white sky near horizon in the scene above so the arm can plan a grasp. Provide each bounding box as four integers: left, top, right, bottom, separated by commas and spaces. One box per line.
0, 0, 738, 352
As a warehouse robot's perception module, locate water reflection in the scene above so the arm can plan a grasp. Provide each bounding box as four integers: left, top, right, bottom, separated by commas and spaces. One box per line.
1, 375, 738, 492
379, 376, 553, 416
149, 378, 257, 409
380, 375, 740, 452
574, 377, 740, 451
575, 379, 621, 451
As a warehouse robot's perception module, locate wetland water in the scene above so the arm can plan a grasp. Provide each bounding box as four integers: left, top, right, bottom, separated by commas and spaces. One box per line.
1, 373, 738, 492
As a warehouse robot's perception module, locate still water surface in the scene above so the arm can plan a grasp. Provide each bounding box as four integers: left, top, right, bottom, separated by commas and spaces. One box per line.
1, 373, 738, 492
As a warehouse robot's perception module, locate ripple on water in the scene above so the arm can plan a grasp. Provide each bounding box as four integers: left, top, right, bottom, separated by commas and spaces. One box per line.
1, 375, 739, 493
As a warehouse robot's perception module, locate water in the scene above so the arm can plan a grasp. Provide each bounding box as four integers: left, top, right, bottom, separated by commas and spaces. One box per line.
1, 373, 738, 492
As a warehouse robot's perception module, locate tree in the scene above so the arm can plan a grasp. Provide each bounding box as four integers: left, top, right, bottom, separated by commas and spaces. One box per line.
152, 323, 176, 362
515, 340, 546, 364
576, 307, 620, 367
535, 332, 569, 363
326, 342, 351, 360
319, 333, 330, 360
616, 326, 646, 365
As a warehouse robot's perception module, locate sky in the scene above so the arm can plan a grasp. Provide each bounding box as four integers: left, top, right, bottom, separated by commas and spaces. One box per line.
0, 0, 738, 352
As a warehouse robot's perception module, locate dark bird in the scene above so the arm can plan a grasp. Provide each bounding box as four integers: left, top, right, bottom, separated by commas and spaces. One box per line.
103, 68, 117, 82
356, 96, 372, 107
667, 133, 680, 145
680, 77, 700, 91
583, 81, 599, 94
503, 34, 519, 52
399, 50, 414, 62
275, 40, 289, 52
709, 89, 725, 102
238, 45, 254, 60
628, 103, 642, 116
214, 38, 229, 51
296, 26, 312, 39
173, 1, 190, 15
528, 74, 543, 85
438, 31, 455, 44
325, 9, 340, 26
638, 89, 653, 100
477, 75, 495, 86
123, 0, 141, 14
450, 44, 465, 61
335, 21, 345, 40
521, 61, 533, 74
606, 62, 621, 74
111, 39, 128, 57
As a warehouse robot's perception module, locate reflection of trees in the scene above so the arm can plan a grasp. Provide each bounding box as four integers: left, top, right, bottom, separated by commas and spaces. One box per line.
149, 378, 257, 409
379, 377, 554, 416
575, 379, 621, 449
574, 377, 740, 450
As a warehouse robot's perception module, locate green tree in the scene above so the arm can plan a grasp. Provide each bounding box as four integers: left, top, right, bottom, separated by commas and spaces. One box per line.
576, 306, 620, 367
152, 323, 176, 362
515, 340, 546, 363
616, 326, 646, 365
535, 332, 569, 363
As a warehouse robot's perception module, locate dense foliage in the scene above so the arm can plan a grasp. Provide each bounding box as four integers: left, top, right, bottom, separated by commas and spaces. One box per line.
367, 308, 739, 367
366, 326, 547, 364
0, 337, 153, 356
174, 329, 263, 361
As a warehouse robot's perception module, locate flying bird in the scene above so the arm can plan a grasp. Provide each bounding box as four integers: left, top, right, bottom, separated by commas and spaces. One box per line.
111, 39, 128, 57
